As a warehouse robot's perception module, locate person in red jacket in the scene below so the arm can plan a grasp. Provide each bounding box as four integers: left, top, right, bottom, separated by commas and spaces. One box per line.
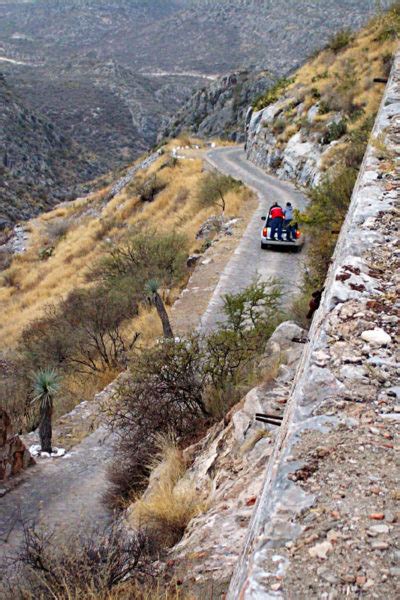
269, 202, 284, 241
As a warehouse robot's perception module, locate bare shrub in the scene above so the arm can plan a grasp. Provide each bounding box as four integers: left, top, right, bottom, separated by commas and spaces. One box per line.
44, 217, 70, 244
105, 338, 207, 508
197, 171, 242, 213
8, 524, 158, 600
132, 175, 166, 203
19, 286, 139, 376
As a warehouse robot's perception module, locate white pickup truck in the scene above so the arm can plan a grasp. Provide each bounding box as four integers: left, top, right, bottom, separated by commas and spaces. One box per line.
260, 213, 305, 251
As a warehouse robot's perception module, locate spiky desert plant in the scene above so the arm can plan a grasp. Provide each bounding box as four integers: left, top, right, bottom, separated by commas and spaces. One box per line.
145, 279, 174, 339
32, 369, 60, 454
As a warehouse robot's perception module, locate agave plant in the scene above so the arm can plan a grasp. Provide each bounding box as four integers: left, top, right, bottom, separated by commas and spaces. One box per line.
145, 279, 174, 339
32, 369, 60, 454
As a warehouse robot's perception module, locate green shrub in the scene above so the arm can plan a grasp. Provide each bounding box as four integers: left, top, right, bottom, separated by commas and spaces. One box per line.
38, 246, 54, 260
97, 229, 189, 295
318, 100, 331, 115
328, 28, 354, 53
299, 167, 357, 287
375, 1, 400, 40
311, 87, 321, 99
197, 171, 242, 213
322, 119, 347, 144
253, 77, 293, 111
344, 116, 374, 168
107, 280, 283, 504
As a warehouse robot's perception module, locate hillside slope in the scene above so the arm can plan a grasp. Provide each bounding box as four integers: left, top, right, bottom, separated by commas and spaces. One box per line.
0, 72, 101, 227
0, 138, 255, 428
246, 9, 399, 186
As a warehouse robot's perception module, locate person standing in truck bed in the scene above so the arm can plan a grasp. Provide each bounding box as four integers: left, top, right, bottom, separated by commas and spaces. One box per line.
270, 202, 284, 241
284, 201, 295, 242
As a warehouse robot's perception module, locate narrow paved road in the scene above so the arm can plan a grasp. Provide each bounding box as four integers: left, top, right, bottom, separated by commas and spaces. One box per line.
200, 146, 308, 333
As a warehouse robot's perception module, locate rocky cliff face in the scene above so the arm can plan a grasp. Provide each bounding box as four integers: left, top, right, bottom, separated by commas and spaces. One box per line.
245, 98, 342, 186
161, 70, 275, 142
0, 73, 101, 227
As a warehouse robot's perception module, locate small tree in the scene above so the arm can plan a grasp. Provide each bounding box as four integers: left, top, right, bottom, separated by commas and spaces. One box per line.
198, 171, 241, 213
145, 279, 174, 339
32, 369, 60, 453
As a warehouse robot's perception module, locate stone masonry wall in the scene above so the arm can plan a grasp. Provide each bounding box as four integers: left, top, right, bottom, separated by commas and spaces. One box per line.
228, 50, 400, 598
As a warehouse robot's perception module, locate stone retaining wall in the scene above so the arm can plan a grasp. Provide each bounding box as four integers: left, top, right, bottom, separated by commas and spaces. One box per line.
228, 50, 400, 598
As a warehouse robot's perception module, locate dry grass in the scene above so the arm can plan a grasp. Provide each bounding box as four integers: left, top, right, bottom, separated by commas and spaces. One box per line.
17, 581, 186, 600
239, 428, 271, 455
0, 139, 249, 350
274, 10, 398, 156
129, 436, 209, 547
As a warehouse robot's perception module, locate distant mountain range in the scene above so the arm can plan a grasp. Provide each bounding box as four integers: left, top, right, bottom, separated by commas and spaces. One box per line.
0, 0, 387, 224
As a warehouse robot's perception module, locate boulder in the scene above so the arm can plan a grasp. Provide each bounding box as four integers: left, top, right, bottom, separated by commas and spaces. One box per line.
361, 328, 392, 346
0, 410, 34, 481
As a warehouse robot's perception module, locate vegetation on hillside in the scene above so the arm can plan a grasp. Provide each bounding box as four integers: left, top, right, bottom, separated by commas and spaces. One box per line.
106, 279, 283, 510
298, 4, 399, 291
3, 6, 399, 599
0, 139, 253, 431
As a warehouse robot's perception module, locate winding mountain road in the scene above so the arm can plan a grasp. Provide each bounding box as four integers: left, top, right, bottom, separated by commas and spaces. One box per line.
0, 145, 308, 584
200, 146, 308, 333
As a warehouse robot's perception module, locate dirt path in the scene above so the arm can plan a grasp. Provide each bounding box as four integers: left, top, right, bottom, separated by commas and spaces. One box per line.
0, 146, 308, 577
0, 426, 114, 551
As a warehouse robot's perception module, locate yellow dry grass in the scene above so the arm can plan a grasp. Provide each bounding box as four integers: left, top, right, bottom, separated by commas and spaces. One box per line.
0, 139, 249, 350
288, 11, 398, 131
129, 436, 208, 547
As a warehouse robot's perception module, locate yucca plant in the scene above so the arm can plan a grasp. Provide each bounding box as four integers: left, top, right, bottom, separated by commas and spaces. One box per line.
32, 369, 60, 454
145, 279, 174, 339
